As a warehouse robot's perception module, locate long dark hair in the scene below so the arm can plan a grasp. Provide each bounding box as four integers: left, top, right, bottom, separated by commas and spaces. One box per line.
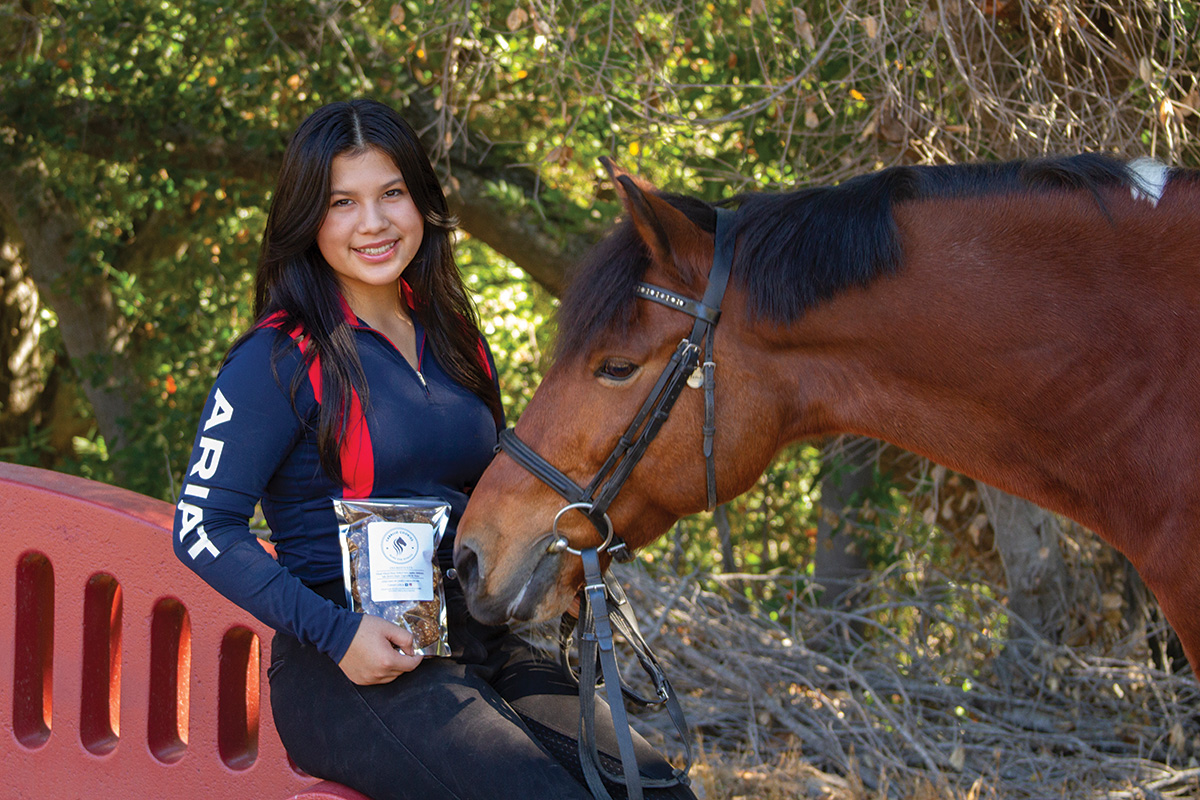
247, 98, 502, 483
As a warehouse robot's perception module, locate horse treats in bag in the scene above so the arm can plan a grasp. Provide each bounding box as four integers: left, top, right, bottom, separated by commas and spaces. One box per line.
334, 498, 451, 657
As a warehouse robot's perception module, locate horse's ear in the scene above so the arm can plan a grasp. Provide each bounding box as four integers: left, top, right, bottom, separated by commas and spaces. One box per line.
605, 161, 709, 287
600, 156, 632, 184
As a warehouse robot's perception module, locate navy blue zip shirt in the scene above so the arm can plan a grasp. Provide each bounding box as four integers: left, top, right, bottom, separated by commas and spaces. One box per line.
172, 307, 501, 663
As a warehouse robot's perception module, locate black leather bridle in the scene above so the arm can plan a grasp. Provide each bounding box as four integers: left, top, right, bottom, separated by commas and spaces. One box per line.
496, 206, 736, 561
495, 205, 735, 800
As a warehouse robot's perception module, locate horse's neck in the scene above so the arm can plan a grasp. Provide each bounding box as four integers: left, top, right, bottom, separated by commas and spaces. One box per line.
771, 191, 1200, 546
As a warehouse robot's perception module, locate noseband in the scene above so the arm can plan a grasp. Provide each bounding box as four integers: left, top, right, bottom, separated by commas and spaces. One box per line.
496, 206, 736, 560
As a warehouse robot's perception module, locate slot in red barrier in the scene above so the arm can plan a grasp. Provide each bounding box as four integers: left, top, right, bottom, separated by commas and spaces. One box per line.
13, 550, 54, 749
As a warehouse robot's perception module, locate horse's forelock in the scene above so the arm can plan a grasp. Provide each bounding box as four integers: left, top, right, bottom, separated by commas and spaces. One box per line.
553, 194, 716, 363
553, 221, 648, 363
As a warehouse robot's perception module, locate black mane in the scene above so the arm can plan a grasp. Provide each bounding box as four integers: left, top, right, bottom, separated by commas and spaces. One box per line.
554, 153, 1159, 361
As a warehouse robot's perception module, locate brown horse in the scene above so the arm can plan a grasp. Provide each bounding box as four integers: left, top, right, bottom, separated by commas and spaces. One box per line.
454, 154, 1200, 669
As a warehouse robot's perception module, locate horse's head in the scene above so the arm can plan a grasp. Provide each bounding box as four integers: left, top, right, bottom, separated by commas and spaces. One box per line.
454, 162, 783, 624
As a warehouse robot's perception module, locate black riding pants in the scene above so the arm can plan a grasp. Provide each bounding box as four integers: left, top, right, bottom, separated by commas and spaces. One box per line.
268, 577, 695, 800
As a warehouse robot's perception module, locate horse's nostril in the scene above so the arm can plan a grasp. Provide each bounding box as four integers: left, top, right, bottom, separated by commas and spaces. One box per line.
454, 542, 480, 593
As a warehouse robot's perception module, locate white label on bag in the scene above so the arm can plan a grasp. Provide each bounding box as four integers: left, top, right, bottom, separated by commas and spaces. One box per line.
367, 521, 435, 602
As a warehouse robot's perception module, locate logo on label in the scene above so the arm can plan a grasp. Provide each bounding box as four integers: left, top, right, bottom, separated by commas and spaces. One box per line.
380, 526, 420, 565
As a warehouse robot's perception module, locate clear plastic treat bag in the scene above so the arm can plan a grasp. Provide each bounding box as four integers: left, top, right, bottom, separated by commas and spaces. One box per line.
333, 498, 451, 657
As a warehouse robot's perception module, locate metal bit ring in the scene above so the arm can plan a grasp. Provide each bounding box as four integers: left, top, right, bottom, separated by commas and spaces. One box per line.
546, 502, 615, 556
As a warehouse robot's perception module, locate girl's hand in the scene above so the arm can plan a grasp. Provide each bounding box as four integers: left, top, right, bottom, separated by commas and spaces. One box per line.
337, 614, 424, 685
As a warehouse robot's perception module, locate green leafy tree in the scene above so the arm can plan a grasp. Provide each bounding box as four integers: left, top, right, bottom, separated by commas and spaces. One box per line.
2, 1, 1197, 615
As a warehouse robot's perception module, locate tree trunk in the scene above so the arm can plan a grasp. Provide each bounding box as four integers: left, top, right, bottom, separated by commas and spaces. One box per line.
0, 226, 91, 464
1122, 555, 1186, 672
0, 235, 43, 425
715, 503, 735, 572
713, 503, 748, 609
812, 440, 875, 610
447, 170, 591, 297
0, 157, 139, 462
978, 483, 1069, 645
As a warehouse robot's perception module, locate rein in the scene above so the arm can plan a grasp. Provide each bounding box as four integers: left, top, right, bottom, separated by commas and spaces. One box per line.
566, 549, 693, 800
497, 206, 736, 799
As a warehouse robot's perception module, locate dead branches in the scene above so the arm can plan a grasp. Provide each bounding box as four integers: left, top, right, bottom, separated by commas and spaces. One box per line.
606, 559, 1200, 799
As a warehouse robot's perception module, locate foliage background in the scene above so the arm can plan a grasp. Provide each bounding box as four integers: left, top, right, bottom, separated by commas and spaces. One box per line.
3, 1, 1200, 796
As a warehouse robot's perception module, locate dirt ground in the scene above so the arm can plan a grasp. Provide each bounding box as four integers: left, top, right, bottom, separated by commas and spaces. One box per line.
546, 561, 1200, 800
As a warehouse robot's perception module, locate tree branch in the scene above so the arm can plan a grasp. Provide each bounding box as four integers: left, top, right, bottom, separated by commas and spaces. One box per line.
2, 76, 596, 295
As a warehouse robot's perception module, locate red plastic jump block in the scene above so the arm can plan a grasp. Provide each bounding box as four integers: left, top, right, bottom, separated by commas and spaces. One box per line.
1, 461, 371, 800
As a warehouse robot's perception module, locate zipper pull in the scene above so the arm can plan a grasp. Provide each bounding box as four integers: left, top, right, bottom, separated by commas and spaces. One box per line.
416, 370, 428, 389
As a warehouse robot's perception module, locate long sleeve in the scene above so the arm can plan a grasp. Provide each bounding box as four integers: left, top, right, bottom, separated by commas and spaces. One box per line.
172, 331, 362, 662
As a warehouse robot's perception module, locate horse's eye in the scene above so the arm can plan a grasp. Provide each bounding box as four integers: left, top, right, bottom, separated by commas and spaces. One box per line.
595, 358, 640, 382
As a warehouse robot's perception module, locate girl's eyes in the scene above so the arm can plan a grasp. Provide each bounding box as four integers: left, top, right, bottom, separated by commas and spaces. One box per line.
330, 188, 406, 208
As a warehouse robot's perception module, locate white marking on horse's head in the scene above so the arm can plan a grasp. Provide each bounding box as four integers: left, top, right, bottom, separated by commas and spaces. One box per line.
505, 573, 532, 620
1128, 156, 1169, 207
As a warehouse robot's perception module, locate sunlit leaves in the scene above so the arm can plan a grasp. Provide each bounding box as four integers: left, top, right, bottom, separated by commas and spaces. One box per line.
458, 236, 556, 420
